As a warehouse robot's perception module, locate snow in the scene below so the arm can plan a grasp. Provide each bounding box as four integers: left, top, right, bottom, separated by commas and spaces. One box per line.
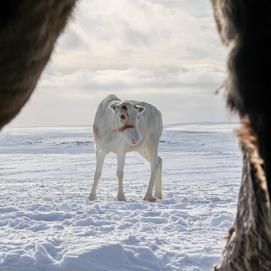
0, 123, 242, 271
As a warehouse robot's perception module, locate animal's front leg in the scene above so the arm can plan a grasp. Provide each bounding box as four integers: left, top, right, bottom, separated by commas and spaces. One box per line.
89, 150, 105, 201
116, 152, 126, 201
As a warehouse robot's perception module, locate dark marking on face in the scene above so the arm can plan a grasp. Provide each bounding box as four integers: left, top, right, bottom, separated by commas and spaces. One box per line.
121, 105, 127, 111
120, 114, 126, 120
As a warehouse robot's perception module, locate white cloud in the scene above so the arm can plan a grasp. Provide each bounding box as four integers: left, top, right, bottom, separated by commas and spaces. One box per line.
50, 0, 224, 72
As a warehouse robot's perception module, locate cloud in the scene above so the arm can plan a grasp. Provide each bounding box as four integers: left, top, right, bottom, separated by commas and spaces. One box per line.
50, 0, 225, 73
41, 67, 224, 92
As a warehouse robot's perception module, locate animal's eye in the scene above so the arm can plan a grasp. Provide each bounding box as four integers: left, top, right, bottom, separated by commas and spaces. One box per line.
121, 105, 127, 111
120, 114, 126, 120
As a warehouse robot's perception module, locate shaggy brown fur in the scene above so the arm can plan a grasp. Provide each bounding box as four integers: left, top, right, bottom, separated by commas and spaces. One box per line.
0, 0, 78, 128
211, 0, 271, 270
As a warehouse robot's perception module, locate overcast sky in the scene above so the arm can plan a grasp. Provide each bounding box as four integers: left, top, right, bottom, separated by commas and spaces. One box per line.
9, 0, 233, 128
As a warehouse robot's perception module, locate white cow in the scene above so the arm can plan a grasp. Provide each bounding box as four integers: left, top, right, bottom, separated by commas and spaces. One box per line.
89, 94, 163, 202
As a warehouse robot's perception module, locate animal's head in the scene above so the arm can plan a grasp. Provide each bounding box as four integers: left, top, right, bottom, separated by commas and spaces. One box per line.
110, 101, 145, 145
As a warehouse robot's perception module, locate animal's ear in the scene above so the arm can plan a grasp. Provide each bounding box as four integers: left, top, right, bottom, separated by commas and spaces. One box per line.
109, 101, 120, 113
136, 105, 145, 114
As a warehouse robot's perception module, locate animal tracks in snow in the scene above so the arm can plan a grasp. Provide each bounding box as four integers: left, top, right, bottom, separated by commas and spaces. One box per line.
0, 124, 241, 271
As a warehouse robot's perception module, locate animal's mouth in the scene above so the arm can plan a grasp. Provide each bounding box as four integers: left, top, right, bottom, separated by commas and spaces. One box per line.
114, 124, 134, 133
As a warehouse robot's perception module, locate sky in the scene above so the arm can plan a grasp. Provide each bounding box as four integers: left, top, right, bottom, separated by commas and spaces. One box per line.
8, 0, 234, 128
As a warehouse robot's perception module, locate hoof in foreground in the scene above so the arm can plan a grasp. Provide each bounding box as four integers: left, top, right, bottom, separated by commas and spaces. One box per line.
144, 195, 156, 202
117, 193, 127, 201
154, 192, 162, 200
89, 194, 97, 201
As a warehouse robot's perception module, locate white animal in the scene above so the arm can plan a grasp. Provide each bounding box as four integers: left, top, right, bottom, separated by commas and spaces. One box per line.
89, 94, 163, 202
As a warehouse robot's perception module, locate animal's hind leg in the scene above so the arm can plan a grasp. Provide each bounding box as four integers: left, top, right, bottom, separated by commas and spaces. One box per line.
116, 152, 126, 201
89, 150, 105, 201
139, 144, 160, 202
154, 156, 162, 199
144, 154, 159, 202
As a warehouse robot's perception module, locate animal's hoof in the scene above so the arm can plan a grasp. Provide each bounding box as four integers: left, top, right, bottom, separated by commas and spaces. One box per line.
117, 193, 127, 201
89, 193, 97, 201
144, 195, 156, 202
154, 192, 162, 200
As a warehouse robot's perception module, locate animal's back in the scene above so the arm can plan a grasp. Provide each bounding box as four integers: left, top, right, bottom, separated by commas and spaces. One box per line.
93, 94, 120, 143
130, 100, 163, 139
94, 94, 120, 121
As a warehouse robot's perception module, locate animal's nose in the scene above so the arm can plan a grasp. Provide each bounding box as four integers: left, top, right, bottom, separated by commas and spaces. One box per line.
131, 138, 137, 144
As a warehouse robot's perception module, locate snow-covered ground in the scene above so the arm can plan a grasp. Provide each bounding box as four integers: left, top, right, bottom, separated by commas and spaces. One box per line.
0, 123, 241, 271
